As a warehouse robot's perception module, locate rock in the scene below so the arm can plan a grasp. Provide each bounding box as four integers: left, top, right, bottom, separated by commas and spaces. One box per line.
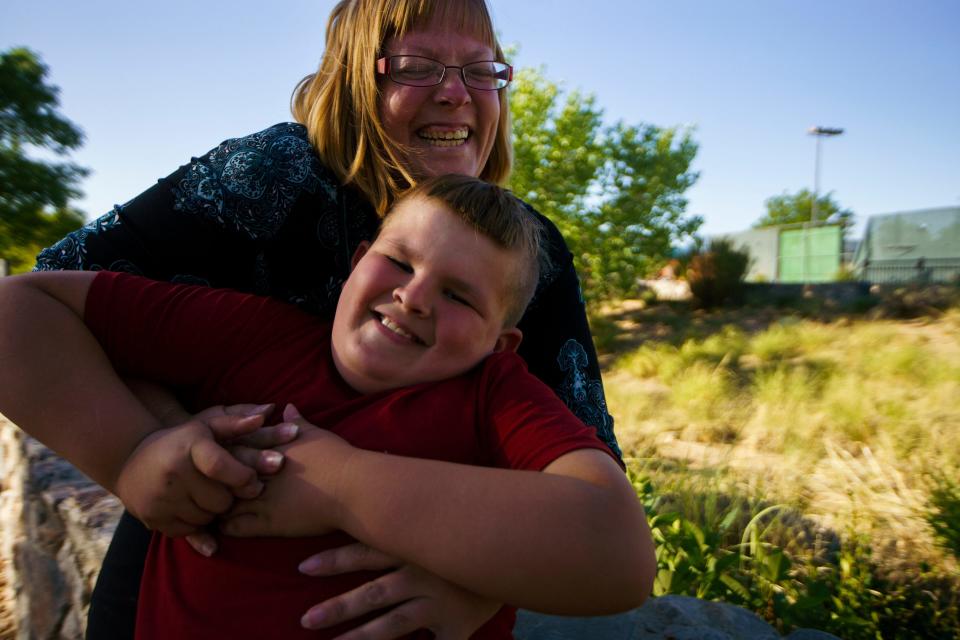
516, 609, 640, 640
517, 596, 781, 640
634, 596, 780, 640
13, 541, 68, 639
784, 630, 842, 640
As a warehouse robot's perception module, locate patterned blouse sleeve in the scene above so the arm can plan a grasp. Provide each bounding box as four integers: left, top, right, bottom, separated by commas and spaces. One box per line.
515, 210, 622, 459
33, 123, 338, 297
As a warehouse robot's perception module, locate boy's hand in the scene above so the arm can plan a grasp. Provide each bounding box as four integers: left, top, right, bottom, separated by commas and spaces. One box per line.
220, 404, 356, 538
298, 543, 500, 639
182, 402, 301, 556
114, 415, 265, 538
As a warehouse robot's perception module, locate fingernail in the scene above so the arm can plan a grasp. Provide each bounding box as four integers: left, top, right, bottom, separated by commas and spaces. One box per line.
247, 403, 274, 415
284, 403, 302, 420
298, 557, 320, 574
263, 451, 283, 468
301, 610, 324, 629
245, 480, 264, 498
278, 423, 299, 439
199, 541, 216, 557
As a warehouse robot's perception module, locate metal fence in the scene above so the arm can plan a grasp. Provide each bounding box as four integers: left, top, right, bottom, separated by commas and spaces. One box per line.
860, 258, 960, 284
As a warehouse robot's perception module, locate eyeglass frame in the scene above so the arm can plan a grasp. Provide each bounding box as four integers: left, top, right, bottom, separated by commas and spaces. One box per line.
375, 55, 513, 91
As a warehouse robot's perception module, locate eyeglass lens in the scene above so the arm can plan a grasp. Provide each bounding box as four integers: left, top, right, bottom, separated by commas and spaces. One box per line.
388, 56, 510, 90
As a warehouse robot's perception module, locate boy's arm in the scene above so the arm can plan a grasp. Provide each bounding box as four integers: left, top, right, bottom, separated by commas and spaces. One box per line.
0, 272, 263, 534
224, 408, 655, 616
337, 445, 654, 615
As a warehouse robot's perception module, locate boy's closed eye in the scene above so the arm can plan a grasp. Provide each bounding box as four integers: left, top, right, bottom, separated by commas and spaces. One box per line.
443, 289, 473, 308
385, 255, 413, 273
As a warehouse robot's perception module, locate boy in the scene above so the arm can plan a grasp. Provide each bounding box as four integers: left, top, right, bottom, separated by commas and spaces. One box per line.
0, 176, 654, 639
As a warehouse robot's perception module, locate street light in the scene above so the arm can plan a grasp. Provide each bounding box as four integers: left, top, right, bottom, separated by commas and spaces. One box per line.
808, 126, 844, 223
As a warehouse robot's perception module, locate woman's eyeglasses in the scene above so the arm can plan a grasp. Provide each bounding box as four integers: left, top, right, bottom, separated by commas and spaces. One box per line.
376, 55, 512, 91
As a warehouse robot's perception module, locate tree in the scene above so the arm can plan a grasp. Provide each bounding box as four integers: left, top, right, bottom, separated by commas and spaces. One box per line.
0, 47, 87, 272
755, 189, 853, 232
508, 67, 701, 304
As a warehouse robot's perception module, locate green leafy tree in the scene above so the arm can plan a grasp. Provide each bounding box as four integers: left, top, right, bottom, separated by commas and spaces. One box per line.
0, 47, 87, 273
508, 67, 700, 304
755, 189, 853, 232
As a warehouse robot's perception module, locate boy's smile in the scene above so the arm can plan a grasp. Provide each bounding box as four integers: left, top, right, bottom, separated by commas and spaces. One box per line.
331, 194, 522, 394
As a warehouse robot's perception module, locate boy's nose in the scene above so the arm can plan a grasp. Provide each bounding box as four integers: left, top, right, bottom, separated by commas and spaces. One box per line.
392, 281, 431, 317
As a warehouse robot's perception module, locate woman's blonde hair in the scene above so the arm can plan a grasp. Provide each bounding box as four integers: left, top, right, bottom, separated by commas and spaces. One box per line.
292, 0, 512, 216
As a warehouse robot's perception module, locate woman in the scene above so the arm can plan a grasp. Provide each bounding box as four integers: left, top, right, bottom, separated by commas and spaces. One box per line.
36, 0, 620, 637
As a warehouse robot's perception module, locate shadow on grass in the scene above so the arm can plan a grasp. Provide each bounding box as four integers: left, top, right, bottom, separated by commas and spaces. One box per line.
592, 282, 960, 365
593, 300, 834, 363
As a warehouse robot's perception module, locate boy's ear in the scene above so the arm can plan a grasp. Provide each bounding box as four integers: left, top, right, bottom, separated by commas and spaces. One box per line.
350, 241, 371, 271
493, 328, 523, 354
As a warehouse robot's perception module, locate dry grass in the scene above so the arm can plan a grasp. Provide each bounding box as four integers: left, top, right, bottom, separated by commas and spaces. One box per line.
601, 299, 960, 575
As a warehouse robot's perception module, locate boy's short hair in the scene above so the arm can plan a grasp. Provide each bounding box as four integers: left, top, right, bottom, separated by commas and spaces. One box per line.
389, 175, 548, 327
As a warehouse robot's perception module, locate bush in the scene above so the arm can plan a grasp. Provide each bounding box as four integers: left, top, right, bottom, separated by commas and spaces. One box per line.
927, 470, 960, 561
868, 284, 960, 319
686, 239, 751, 308
631, 471, 960, 639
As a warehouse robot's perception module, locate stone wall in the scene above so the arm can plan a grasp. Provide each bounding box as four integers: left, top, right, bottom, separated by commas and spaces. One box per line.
1, 414, 839, 640
0, 415, 121, 640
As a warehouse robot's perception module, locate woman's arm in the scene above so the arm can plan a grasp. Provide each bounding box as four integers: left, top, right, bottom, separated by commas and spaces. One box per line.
224, 409, 655, 616
517, 211, 621, 458
0, 272, 151, 489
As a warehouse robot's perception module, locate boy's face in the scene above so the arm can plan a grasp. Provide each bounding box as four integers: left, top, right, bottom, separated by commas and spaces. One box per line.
331, 195, 523, 394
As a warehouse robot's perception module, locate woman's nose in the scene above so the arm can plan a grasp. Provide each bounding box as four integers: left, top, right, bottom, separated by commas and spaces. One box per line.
434, 68, 472, 106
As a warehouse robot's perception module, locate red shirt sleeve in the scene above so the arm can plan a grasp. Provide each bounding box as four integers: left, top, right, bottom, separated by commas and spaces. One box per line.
477, 352, 623, 472
83, 271, 317, 390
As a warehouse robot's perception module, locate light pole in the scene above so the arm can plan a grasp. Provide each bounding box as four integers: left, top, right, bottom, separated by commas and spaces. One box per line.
808, 126, 844, 223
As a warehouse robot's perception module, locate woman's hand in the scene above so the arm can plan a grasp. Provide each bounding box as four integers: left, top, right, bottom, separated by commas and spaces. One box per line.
299, 543, 501, 640
220, 405, 356, 539
112, 403, 299, 554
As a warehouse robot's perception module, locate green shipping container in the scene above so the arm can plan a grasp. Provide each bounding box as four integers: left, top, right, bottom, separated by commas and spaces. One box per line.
778, 225, 842, 283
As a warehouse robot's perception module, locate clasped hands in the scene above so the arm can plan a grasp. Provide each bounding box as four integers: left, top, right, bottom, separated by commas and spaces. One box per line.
112, 403, 499, 638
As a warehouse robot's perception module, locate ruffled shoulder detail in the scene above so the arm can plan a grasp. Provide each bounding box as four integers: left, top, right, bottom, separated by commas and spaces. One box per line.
34, 207, 125, 271
173, 123, 338, 240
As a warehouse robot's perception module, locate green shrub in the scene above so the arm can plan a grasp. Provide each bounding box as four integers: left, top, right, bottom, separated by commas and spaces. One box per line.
869, 284, 960, 319
686, 239, 751, 308
927, 470, 960, 561
631, 470, 960, 639
834, 264, 859, 282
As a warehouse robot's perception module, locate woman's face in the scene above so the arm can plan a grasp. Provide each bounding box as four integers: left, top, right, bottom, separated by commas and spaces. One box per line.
378, 20, 501, 179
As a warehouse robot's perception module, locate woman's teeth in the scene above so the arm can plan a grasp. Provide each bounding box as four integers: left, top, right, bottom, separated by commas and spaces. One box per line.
418, 129, 469, 147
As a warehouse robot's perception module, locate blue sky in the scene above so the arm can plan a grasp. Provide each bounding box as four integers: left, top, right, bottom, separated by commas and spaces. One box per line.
3, 0, 958, 239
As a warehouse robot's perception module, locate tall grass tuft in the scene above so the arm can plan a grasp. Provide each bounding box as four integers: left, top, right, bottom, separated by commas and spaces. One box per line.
927, 470, 960, 561
609, 303, 960, 638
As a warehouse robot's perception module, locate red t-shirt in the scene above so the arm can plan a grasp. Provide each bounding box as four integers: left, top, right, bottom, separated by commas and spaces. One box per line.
85, 272, 616, 639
